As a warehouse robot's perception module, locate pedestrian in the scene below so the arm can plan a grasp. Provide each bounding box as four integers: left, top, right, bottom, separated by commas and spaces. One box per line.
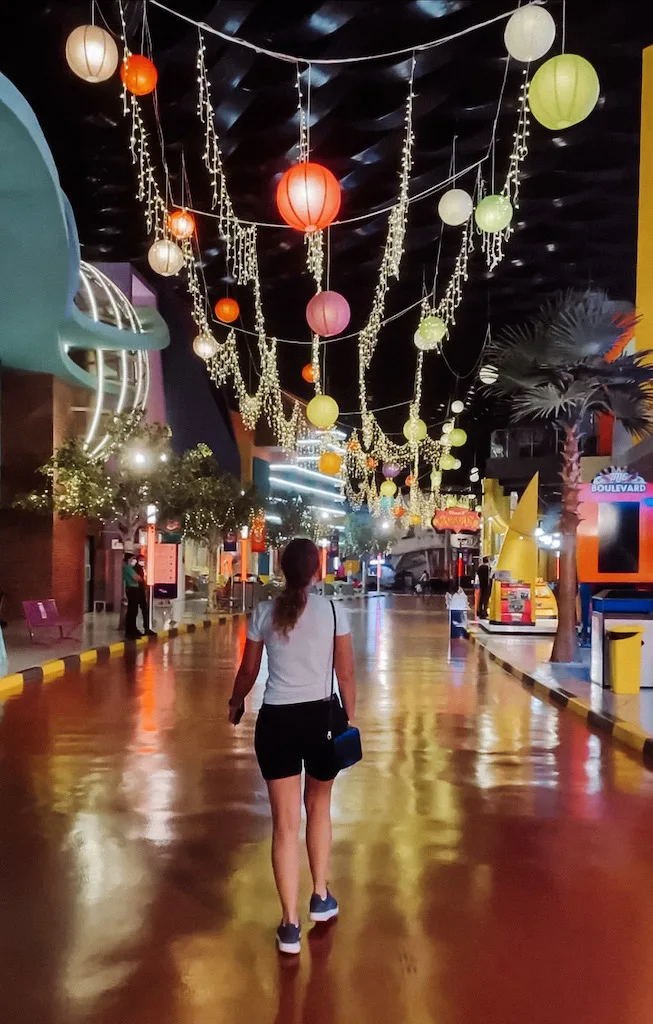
446, 582, 470, 638
417, 568, 430, 596
476, 556, 492, 620
228, 537, 357, 955
123, 553, 144, 639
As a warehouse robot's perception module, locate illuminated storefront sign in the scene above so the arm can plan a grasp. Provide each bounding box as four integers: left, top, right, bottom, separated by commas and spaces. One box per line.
590, 467, 646, 494
432, 507, 481, 532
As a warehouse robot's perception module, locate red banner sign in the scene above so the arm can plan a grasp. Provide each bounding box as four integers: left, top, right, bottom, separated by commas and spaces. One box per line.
432, 507, 481, 533
251, 513, 267, 553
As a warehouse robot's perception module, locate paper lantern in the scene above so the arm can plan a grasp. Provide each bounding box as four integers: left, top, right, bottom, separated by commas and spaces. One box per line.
440, 453, 456, 471
193, 333, 219, 361
319, 452, 342, 476
302, 364, 316, 383
403, 418, 427, 443
414, 315, 447, 351
380, 480, 397, 498
382, 462, 400, 480
307, 394, 339, 430
393, 505, 406, 519
66, 25, 119, 83
276, 162, 341, 232
438, 188, 474, 227
442, 420, 454, 434
306, 290, 350, 337
529, 54, 600, 131
479, 364, 499, 384
147, 238, 184, 277
215, 297, 240, 323
410, 514, 421, 526
120, 54, 158, 96
168, 209, 195, 240
449, 428, 467, 447
366, 456, 378, 470
405, 474, 415, 487
470, 466, 479, 476
453, 459, 462, 470
504, 4, 556, 63
475, 195, 513, 233
451, 399, 464, 414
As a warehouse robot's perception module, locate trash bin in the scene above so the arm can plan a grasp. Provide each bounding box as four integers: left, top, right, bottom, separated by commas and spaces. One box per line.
606, 625, 644, 694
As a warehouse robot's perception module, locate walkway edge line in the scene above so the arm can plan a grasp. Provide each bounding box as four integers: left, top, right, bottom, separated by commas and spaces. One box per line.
469, 633, 653, 767
0, 612, 249, 701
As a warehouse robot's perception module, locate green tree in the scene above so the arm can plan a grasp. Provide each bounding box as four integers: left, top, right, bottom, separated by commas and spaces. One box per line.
487, 290, 653, 663
178, 445, 257, 611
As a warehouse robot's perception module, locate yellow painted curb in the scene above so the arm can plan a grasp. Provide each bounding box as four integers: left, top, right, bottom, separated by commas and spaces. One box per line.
0, 674, 25, 699
109, 642, 125, 657
79, 649, 98, 665
41, 660, 66, 682
613, 721, 649, 753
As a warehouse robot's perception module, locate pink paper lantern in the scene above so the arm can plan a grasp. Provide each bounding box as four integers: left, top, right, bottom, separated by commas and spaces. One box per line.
306, 290, 351, 337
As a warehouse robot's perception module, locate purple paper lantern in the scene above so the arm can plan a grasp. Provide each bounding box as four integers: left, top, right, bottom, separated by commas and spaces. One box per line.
306, 290, 351, 337
382, 462, 400, 479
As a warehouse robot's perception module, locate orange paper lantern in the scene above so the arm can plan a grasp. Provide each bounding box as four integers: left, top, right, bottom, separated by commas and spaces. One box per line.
215, 297, 240, 323
120, 54, 158, 96
366, 456, 378, 471
393, 505, 406, 518
302, 363, 316, 383
318, 452, 342, 476
167, 209, 195, 240
276, 162, 341, 232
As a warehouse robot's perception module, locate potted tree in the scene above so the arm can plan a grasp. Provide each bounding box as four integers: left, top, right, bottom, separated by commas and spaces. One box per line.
486, 290, 653, 663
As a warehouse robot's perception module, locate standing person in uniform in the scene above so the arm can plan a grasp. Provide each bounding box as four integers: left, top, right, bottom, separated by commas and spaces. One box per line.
228, 538, 357, 955
123, 554, 144, 639
476, 556, 492, 620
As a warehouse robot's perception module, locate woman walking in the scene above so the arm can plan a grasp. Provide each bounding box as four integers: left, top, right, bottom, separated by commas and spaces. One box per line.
229, 538, 356, 955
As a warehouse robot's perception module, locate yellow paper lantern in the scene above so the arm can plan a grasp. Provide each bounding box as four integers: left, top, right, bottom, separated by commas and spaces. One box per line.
66, 25, 119, 83
380, 480, 397, 498
440, 453, 456, 471
449, 428, 467, 447
475, 194, 513, 233
193, 333, 219, 361
409, 514, 421, 526
504, 5, 556, 63
318, 451, 342, 476
307, 394, 339, 430
148, 238, 184, 276
414, 315, 447, 351
528, 54, 600, 131
403, 417, 427, 443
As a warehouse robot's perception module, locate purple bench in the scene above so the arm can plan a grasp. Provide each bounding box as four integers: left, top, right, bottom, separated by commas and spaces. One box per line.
23, 600, 81, 645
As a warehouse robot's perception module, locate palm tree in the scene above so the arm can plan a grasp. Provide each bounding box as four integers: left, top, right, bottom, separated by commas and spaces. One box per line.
486, 290, 653, 663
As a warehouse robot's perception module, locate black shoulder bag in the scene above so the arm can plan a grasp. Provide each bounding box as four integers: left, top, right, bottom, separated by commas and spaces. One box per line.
327, 601, 362, 771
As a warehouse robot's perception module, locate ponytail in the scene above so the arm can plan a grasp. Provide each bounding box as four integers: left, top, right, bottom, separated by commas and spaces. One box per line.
272, 537, 320, 637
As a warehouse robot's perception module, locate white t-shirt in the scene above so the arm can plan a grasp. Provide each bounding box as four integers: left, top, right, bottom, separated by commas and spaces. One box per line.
247, 595, 350, 706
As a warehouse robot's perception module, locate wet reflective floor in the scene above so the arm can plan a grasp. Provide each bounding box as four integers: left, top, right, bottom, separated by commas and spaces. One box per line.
3, 598, 653, 1024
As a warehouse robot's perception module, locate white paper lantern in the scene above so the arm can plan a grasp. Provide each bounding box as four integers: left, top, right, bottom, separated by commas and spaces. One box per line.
479, 364, 499, 385
193, 333, 219, 361
442, 420, 454, 434
504, 4, 556, 63
66, 25, 119, 83
453, 459, 462, 470
438, 188, 474, 227
148, 238, 184, 277
451, 399, 464, 414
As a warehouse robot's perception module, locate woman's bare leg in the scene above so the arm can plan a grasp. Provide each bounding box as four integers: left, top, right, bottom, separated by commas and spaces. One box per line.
304, 775, 335, 899
267, 775, 302, 925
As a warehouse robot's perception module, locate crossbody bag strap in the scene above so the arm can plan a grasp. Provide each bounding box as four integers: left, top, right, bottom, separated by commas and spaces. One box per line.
329, 599, 337, 700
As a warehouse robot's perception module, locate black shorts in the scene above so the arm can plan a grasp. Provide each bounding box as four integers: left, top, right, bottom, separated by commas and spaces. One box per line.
255, 698, 348, 782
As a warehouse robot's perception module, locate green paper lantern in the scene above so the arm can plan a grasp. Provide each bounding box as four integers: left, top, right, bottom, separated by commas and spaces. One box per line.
475, 194, 514, 233
403, 417, 427, 443
414, 315, 447, 351
528, 54, 600, 131
380, 479, 397, 498
449, 427, 467, 447
440, 453, 456, 471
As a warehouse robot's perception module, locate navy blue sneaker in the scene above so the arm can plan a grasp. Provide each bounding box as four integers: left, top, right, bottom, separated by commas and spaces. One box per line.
277, 922, 301, 954
309, 890, 339, 923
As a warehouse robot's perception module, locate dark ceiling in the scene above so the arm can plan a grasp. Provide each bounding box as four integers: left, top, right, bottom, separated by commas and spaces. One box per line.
2, 0, 652, 469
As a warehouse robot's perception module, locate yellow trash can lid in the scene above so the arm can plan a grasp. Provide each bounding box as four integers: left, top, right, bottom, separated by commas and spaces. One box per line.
606, 625, 645, 638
